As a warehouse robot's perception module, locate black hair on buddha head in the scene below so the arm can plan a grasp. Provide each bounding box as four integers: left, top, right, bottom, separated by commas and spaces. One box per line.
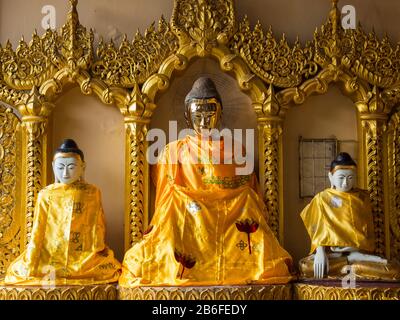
184, 77, 222, 108
330, 152, 356, 172
54, 139, 84, 161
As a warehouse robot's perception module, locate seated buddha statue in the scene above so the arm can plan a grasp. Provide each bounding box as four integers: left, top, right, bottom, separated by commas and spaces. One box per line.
299, 152, 400, 281
5, 139, 121, 286
119, 77, 294, 287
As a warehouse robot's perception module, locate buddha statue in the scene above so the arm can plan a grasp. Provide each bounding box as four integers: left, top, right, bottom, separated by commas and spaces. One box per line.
5, 139, 121, 286
119, 77, 294, 287
299, 152, 400, 281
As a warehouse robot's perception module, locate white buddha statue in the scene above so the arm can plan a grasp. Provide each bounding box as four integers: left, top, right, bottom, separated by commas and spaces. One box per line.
5, 139, 121, 286
299, 152, 400, 281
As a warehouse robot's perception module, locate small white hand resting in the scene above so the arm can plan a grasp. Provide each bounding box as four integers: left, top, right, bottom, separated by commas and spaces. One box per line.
314, 246, 329, 279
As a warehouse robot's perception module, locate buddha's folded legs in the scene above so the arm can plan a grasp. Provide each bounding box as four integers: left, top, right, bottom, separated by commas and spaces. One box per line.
299, 254, 400, 281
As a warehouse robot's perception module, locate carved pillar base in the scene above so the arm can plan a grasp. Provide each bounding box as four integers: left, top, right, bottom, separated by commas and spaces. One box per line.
0, 284, 118, 300
118, 285, 293, 300
294, 282, 400, 300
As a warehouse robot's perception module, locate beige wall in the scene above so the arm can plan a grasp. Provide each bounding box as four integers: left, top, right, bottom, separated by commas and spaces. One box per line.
1, 0, 398, 261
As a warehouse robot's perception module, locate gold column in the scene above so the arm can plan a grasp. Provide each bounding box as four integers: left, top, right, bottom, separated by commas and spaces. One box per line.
17, 88, 53, 246
258, 119, 284, 242
386, 111, 400, 260
359, 115, 388, 256
124, 118, 149, 250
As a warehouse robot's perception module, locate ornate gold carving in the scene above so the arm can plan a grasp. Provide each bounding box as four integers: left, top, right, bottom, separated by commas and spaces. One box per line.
119, 284, 292, 300
61, 0, 93, 73
171, 0, 236, 53
92, 17, 178, 87
294, 283, 400, 300
0, 31, 60, 90
0, 105, 22, 275
387, 111, 400, 259
125, 121, 149, 248
231, 17, 318, 88
361, 119, 387, 256
17, 88, 52, 245
258, 121, 283, 240
0, 284, 118, 300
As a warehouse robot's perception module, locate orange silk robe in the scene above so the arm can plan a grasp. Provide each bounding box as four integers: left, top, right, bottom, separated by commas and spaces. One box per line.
119, 135, 294, 287
300, 188, 375, 254
5, 182, 121, 286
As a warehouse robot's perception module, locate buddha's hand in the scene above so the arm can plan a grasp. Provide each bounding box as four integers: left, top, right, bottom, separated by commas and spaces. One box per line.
314, 246, 329, 279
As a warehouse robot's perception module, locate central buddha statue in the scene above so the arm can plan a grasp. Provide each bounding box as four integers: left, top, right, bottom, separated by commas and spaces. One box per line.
5, 139, 121, 286
299, 152, 400, 281
119, 77, 294, 287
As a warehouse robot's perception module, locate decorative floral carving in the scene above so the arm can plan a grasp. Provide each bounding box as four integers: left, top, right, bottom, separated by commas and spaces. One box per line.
92, 17, 178, 87
231, 17, 318, 88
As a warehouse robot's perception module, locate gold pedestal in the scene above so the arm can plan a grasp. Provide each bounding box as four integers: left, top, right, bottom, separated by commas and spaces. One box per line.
294, 281, 400, 300
118, 284, 292, 300
0, 284, 118, 300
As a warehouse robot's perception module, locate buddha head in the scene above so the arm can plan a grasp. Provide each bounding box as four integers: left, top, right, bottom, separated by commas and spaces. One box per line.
52, 139, 85, 184
328, 152, 357, 192
184, 77, 223, 135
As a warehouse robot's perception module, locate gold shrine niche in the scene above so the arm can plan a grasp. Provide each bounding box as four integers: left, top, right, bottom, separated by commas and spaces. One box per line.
0, 0, 399, 300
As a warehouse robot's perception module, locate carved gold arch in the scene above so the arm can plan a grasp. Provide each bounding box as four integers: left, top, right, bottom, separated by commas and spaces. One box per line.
0, 0, 400, 275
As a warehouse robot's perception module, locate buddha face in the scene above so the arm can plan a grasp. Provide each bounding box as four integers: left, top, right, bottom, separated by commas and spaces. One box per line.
53, 156, 84, 184
328, 168, 356, 192
188, 102, 221, 135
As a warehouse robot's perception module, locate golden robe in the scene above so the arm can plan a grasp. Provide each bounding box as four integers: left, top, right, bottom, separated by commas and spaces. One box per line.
300, 188, 375, 255
119, 135, 294, 287
5, 182, 121, 286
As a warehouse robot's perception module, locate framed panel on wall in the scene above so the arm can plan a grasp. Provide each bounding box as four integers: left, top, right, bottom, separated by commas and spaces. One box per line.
299, 137, 338, 198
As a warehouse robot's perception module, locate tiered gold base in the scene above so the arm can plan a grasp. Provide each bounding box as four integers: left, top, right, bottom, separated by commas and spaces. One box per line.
0, 284, 118, 300
294, 282, 400, 300
1, 282, 399, 300
118, 284, 292, 300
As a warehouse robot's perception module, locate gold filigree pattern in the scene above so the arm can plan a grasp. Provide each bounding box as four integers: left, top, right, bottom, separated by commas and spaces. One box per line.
61, 0, 93, 72
171, 0, 236, 52
231, 17, 318, 88
294, 283, 400, 300
259, 122, 282, 239
0, 284, 118, 300
119, 284, 292, 300
92, 17, 178, 87
362, 119, 387, 255
0, 31, 60, 90
0, 106, 22, 275
342, 29, 400, 88
23, 120, 47, 245
125, 121, 148, 248
387, 112, 400, 259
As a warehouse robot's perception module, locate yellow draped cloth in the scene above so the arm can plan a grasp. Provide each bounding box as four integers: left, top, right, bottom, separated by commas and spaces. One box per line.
300, 188, 375, 255
299, 188, 400, 280
5, 182, 121, 286
119, 135, 294, 287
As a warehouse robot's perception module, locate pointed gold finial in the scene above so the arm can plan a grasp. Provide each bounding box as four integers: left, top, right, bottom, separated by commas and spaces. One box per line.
330, 0, 340, 37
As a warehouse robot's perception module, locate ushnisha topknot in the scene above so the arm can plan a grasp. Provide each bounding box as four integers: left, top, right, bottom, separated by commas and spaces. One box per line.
330, 152, 356, 173
184, 77, 222, 108
54, 139, 84, 162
